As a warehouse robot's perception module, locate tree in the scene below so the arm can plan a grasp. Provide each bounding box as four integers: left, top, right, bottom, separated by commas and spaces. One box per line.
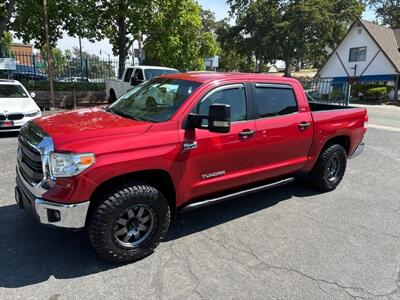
0, 0, 16, 57
227, 0, 364, 76
78, 0, 152, 78
12, 0, 71, 48
144, 0, 218, 71
0, 32, 12, 57
369, 0, 400, 28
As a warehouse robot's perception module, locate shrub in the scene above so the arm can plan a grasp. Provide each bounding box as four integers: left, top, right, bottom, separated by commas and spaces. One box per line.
367, 87, 390, 98
23, 81, 105, 92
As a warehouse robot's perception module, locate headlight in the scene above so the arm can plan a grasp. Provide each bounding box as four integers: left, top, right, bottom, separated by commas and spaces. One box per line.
25, 110, 41, 118
49, 152, 95, 177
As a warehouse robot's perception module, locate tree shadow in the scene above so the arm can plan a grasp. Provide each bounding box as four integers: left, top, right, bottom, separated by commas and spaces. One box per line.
0, 131, 19, 139
0, 180, 319, 288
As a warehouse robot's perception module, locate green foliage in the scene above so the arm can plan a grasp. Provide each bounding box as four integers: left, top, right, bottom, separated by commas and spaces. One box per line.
25, 81, 105, 91
0, 31, 12, 57
0, 0, 16, 40
225, 0, 364, 75
12, 0, 68, 48
352, 84, 392, 99
369, 0, 400, 28
145, 0, 218, 71
367, 87, 391, 98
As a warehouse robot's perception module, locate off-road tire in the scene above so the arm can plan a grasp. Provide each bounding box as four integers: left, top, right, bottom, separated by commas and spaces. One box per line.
88, 182, 170, 263
310, 144, 347, 192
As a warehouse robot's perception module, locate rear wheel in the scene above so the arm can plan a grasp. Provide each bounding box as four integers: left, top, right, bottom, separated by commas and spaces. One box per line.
310, 144, 347, 192
88, 182, 170, 263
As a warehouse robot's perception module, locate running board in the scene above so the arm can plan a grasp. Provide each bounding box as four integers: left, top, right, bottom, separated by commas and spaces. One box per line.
180, 177, 295, 213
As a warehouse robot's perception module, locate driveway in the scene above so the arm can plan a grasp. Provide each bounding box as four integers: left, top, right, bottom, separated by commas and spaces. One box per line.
0, 105, 399, 299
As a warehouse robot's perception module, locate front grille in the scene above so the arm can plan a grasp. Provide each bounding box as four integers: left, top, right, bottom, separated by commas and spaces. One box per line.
8, 113, 24, 120
0, 114, 5, 121
17, 135, 43, 185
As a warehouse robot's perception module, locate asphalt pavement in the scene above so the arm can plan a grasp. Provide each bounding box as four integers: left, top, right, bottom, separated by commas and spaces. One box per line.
0, 104, 399, 299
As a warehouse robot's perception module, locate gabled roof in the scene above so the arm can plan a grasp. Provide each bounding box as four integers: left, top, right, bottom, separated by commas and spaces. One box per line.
360, 19, 400, 72
317, 19, 400, 77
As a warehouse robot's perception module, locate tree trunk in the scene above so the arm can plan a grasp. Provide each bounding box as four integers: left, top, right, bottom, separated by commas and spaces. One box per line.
118, 47, 127, 79
284, 59, 292, 77
117, 17, 127, 79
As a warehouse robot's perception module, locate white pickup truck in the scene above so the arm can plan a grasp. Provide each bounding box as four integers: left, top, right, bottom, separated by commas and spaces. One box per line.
106, 65, 178, 103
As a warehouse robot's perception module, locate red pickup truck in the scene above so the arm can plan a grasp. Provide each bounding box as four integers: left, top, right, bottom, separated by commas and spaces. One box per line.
15, 73, 367, 263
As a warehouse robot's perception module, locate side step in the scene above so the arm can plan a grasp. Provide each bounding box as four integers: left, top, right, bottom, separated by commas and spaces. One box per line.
180, 177, 295, 213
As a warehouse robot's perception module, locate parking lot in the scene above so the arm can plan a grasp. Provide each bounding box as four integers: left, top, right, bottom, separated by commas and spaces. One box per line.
0, 105, 399, 300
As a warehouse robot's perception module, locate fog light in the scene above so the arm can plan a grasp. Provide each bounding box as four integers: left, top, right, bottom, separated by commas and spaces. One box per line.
47, 209, 61, 222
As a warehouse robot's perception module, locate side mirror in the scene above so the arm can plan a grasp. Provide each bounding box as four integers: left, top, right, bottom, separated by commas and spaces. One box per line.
187, 103, 231, 133
208, 104, 231, 133
30, 92, 36, 98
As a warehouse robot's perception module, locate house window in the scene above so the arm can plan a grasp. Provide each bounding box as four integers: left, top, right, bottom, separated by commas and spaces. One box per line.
349, 47, 367, 62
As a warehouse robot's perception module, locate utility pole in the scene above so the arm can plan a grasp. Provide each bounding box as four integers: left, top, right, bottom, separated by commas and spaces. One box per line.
43, 0, 55, 110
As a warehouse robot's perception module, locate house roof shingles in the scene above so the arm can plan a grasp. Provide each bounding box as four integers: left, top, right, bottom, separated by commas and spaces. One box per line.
360, 19, 400, 72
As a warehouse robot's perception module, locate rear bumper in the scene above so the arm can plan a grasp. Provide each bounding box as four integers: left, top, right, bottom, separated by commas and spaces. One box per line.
349, 142, 365, 159
16, 168, 89, 229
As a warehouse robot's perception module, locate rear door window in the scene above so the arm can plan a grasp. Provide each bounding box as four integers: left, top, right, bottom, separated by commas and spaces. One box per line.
255, 85, 298, 118
123, 68, 134, 82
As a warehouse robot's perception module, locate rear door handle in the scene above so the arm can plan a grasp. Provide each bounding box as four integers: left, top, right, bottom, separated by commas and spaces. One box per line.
298, 122, 311, 130
239, 129, 256, 138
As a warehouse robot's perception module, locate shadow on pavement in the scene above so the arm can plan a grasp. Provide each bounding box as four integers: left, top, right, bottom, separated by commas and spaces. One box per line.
0, 181, 319, 288
0, 132, 19, 139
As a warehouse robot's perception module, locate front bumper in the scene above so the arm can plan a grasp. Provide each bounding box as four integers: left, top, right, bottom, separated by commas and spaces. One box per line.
16, 168, 89, 229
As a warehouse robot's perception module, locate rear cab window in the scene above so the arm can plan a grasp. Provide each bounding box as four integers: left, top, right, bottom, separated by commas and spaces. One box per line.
254, 83, 298, 118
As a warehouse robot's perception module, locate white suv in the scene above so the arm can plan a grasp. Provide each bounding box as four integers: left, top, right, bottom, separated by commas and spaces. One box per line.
0, 80, 41, 132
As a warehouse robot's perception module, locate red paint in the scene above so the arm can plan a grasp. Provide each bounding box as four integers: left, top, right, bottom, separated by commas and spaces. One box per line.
34, 73, 367, 207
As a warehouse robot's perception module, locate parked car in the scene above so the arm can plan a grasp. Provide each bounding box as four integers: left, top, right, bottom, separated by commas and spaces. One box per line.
0, 79, 41, 132
15, 73, 367, 263
105, 65, 178, 103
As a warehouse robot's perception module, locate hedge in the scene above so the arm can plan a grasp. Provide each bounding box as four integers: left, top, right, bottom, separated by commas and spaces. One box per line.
23, 81, 105, 92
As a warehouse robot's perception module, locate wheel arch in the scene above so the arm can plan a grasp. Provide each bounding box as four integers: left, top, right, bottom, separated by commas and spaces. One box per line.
87, 169, 177, 221
322, 135, 351, 156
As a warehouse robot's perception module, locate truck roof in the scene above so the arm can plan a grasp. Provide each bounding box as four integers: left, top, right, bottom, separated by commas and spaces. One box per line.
0, 79, 20, 85
127, 65, 178, 71
161, 72, 298, 84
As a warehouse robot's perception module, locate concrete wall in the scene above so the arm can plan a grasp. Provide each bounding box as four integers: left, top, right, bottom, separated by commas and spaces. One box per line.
33, 91, 108, 109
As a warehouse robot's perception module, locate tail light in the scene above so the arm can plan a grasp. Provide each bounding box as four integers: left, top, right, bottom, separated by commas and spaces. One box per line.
364, 114, 368, 129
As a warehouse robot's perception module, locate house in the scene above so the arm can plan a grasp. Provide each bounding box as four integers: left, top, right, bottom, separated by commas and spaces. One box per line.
316, 19, 400, 100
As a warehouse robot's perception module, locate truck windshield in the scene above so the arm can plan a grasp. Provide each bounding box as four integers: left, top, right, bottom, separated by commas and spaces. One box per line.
144, 69, 178, 80
107, 78, 201, 122
0, 84, 28, 98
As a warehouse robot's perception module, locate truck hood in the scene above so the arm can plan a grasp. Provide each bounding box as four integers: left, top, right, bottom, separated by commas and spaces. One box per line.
0, 97, 39, 113
33, 107, 153, 151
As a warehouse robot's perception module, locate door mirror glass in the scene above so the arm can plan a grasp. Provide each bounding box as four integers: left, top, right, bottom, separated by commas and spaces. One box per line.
188, 104, 231, 133
208, 104, 231, 133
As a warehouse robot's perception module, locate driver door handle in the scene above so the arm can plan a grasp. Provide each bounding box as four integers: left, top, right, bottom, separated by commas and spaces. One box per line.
298, 122, 311, 130
239, 129, 256, 138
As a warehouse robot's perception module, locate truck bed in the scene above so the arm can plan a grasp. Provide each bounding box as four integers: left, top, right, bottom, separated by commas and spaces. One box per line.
308, 102, 355, 112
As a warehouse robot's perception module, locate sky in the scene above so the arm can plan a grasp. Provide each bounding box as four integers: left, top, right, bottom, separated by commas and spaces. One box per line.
36, 0, 377, 58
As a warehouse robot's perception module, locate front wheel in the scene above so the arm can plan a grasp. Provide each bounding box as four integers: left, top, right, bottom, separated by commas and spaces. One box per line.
309, 144, 347, 192
88, 182, 170, 263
